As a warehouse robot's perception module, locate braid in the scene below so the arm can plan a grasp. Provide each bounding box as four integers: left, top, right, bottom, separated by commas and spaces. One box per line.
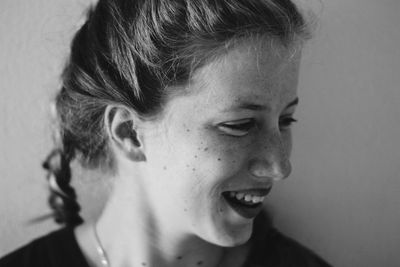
42, 147, 83, 227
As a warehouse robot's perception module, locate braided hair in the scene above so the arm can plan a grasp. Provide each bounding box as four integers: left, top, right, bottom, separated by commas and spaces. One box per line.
43, 0, 311, 227
42, 149, 83, 227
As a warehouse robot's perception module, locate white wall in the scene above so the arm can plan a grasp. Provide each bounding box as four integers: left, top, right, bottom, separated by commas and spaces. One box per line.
0, 0, 96, 255
1, 1, 399, 266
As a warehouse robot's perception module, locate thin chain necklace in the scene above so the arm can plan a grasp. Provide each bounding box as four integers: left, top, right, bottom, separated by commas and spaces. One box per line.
93, 223, 111, 267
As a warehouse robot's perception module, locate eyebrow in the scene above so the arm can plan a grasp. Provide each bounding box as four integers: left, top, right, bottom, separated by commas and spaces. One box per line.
223, 97, 299, 112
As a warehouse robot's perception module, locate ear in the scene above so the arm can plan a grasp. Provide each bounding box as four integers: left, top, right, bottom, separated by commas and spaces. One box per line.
104, 105, 146, 162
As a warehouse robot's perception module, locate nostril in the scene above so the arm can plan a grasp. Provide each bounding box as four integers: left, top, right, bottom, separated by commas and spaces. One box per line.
248, 159, 291, 181
248, 159, 271, 179
252, 168, 269, 177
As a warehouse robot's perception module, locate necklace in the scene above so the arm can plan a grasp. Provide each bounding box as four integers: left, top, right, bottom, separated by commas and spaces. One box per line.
93, 223, 111, 267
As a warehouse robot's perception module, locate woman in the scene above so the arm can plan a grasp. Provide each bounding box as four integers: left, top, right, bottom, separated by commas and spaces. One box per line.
0, 0, 331, 266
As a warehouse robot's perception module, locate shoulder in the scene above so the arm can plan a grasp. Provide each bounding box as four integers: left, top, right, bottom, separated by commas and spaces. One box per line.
0, 228, 89, 267
248, 228, 333, 267
247, 212, 333, 267
263, 228, 332, 267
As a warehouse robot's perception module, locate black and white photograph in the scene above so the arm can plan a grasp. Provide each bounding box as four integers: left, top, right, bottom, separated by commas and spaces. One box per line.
0, 0, 399, 266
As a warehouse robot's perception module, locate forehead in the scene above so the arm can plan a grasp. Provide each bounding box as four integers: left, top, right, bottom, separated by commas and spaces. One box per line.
166, 39, 301, 117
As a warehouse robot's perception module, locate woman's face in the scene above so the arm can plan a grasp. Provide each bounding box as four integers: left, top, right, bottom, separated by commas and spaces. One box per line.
139, 40, 301, 246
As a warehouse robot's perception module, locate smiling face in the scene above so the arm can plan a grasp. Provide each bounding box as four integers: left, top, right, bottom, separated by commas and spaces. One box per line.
139, 39, 301, 247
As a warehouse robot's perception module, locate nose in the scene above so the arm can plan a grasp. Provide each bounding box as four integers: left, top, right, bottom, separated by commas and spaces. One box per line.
248, 133, 292, 181
248, 158, 291, 181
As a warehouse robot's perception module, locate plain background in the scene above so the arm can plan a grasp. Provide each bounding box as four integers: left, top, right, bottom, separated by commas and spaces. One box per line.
1, 0, 399, 266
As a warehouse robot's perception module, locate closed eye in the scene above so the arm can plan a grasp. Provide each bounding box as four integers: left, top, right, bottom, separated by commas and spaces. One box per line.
279, 117, 297, 130
218, 119, 256, 137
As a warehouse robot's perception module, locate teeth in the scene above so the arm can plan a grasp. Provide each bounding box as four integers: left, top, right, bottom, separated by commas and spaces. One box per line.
236, 193, 244, 200
252, 196, 265, 203
228, 192, 265, 204
244, 194, 252, 201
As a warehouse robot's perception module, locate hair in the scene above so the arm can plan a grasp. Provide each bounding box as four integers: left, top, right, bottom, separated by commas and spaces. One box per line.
42, 0, 312, 227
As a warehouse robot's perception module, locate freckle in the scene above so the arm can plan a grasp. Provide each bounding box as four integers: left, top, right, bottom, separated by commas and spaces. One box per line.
217, 158, 221, 161
184, 209, 187, 212
194, 155, 198, 158
192, 168, 196, 171
203, 147, 208, 151
197, 261, 204, 265
177, 256, 183, 260
163, 166, 167, 170
186, 129, 190, 132
141, 263, 147, 266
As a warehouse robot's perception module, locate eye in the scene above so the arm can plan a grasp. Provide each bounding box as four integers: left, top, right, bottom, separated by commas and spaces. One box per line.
218, 119, 256, 137
279, 116, 298, 130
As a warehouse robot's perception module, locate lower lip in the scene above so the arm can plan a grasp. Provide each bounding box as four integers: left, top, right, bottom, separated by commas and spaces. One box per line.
223, 195, 265, 219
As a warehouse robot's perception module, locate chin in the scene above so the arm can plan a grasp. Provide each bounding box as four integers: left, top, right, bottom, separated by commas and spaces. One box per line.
203, 219, 254, 247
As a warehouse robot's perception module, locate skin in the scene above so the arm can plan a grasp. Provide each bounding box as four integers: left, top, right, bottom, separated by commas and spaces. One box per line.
75, 38, 302, 267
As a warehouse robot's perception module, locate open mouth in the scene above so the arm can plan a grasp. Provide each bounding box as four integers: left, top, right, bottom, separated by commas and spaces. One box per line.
222, 188, 271, 219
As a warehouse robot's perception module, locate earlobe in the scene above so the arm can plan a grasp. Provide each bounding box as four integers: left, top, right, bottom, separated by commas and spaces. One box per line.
105, 105, 146, 162
122, 138, 146, 162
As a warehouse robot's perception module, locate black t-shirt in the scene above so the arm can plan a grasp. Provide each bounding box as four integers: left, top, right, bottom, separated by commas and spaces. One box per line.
0, 228, 88, 267
0, 225, 332, 267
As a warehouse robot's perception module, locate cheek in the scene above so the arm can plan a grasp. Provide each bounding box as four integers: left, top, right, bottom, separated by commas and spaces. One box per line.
158, 122, 249, 193
208, 134, 253, 167
185, 134, 250, 185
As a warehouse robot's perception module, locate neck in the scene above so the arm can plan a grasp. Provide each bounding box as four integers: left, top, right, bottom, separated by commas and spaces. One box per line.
94, 174, 234, 267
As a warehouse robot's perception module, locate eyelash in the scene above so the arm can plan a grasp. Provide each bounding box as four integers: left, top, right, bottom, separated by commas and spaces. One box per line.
279, 117, 298, 130
218, 119, 256, 137
218, 117, 297, 137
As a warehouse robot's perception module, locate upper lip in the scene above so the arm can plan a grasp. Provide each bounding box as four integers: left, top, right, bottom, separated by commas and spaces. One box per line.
223, 187, 272, 197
